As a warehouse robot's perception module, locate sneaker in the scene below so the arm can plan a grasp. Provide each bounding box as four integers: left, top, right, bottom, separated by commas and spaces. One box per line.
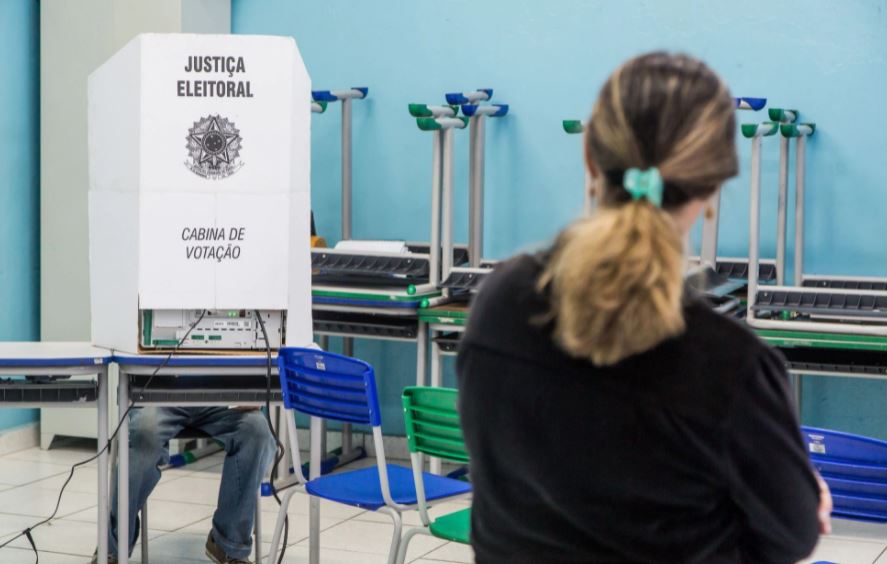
90, 550, 117, 564
205, 531, 252, 564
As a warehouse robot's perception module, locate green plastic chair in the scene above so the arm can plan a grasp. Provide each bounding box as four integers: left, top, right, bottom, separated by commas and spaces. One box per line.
394, 386, 472, 564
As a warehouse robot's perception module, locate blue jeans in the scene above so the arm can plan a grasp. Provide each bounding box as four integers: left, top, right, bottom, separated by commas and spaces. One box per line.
109, 407, 276, 559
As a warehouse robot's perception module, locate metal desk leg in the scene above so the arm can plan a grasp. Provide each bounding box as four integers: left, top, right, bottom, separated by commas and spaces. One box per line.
342, 338, 354, 455
416, 322, 427, 387
430, 331, 442, 389
430, 335, 443, 475
776, 135, 790, 285
97, 365, 109, 564
415, 322, 429, 473
117, 370, 130, 564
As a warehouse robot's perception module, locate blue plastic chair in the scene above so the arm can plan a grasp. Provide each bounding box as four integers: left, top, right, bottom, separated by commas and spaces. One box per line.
268, 348, 472, 564
803, 426, 887, 521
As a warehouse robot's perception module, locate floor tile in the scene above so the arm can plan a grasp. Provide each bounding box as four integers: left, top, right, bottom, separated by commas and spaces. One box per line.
130, 531, 217, 562
129, 558, 208, 564
260, 490, 366, 520
129, 558, 207, 564
4, 444, 98, 467
15, 438, 887, 564
277, 545, 389, 563
177, 451, 225, 472
801, 536, 887, 564
149, 476, 222, 506
410, 560, 471, 564
65, 498, 215, 532
830, 518, 887, 542
30, 465, 100, 494
180, 462, 224, 480
0, 547, 88, 563
0, 485, 98, 518
0, 513, 55, 539
355, 499, 470, 527
178, 510, 342, 545
138, 530, 271, 563
418, 541, 474, 563
0, 458, 72, 486
296, 519, 446, 557
0, 518, 99, 556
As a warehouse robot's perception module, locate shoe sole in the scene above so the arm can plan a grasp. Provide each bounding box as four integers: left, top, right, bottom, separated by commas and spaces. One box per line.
205, 547, 224, 564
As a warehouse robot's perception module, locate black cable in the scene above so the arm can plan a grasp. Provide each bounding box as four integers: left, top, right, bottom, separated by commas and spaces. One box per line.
0, 309, 208, 562
254, 310, 289, 564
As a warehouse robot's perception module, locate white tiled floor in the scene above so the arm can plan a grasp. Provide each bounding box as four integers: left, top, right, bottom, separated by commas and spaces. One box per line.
0, 440, 884, 563
0, 440, 472, 563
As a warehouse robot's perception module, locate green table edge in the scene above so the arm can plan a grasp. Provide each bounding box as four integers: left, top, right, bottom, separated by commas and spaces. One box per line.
417, 309, 887, 352
418, 309, 470, 325
313, 289, 442, 302
756, 328, 887, 351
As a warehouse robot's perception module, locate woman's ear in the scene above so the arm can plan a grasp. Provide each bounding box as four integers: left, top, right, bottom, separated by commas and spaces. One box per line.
585, 156, 600, 180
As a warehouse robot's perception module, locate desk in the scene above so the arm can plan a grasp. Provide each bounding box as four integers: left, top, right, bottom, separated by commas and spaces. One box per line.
114, 353, 282, 564
422, 305, 887, 410
416, 304, 469, 474
313, 296, 432, 458
0, 342, 112, 563
418, 303, 468, 386
758, 329, 887, 406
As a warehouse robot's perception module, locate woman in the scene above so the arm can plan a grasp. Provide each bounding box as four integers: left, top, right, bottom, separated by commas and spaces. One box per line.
457, 52, 829, 563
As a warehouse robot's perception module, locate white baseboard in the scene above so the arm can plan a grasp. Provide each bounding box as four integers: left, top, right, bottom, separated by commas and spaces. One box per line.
0, 423, 39, 456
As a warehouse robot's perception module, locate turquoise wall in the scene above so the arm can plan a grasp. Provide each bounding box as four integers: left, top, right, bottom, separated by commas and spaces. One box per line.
234, 0, 887, 437
0, 0, 40, 430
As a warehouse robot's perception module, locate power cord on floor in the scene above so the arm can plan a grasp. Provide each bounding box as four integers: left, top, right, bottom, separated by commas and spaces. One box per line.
0, 310, 208, 563
255, 310, 289, 564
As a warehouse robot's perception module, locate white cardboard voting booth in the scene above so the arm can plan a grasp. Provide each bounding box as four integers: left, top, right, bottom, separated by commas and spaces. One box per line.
88, 33, 312, 353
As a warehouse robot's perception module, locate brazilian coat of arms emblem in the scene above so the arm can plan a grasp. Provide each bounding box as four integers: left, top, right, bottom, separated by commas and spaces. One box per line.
185, 115, 243, 179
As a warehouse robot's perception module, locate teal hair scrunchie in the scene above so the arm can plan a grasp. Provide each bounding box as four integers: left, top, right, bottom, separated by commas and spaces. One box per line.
623, 167, 664, 208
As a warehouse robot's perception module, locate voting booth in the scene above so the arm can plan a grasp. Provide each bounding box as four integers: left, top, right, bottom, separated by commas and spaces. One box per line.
88, 33, 312, 353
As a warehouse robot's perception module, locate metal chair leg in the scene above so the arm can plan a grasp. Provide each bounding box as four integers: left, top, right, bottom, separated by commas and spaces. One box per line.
268, 488, 299, 564
254, 491, 262, 564
309, 496, 320, 564
140, 504, 148, 563
394, 527, 432, 564
378, 507, 402, 564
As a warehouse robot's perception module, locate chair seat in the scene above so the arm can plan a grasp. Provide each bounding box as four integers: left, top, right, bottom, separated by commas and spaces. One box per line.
429, 507, 471, 544
305, 463, 471, 510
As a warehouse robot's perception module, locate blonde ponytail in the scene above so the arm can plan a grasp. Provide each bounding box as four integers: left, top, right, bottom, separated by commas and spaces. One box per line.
540, 52, 738, 366
542, 201, 685, 365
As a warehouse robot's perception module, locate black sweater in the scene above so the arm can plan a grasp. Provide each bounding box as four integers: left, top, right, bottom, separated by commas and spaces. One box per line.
457, 254, 820, 564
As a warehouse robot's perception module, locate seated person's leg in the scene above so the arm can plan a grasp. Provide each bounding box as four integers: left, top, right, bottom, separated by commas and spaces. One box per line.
108, 407, 188, 557
195, 407, 276, 562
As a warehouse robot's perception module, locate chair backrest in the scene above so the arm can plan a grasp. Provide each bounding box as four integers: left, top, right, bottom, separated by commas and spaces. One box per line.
277, 348, 381, 426
402, 386, 468, 464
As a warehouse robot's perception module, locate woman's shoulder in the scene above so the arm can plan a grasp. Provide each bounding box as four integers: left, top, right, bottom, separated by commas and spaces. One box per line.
470, 254, 547, 316
478, 256, 773, 357
462, 253, 554, 353
681, 296, 785, 376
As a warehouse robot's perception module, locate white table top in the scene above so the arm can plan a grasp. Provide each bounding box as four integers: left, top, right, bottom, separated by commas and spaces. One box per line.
0, 341, 112, 365
113, 351, 277, 367
0, 342, 319, 367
